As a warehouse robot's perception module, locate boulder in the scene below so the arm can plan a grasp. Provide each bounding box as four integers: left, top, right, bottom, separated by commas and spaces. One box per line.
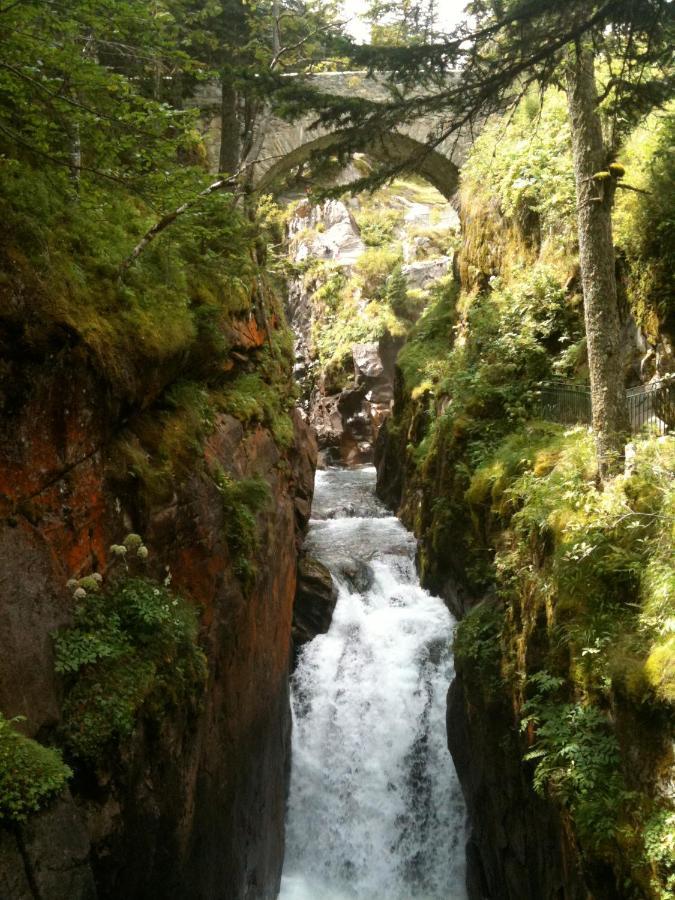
334, 559, 375, 594
352, 342, 385, 380
292, 555, 338, 651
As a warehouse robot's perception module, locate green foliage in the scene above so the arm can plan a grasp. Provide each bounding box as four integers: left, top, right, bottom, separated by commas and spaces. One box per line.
218, 371, 295, 448
384, 264, 411, 318
213, 469, 271, 588
0, 162, 259, 400
453, 602, 504, 697
354, 244, 403, 299
0, 715, 72, 823
614, 107, 675, 340
397, 263, 578, 477
461, 89, 576, 250
397, 276, 458, 391
644, 809, 675, 898
54, 578, 207, 762
521, 681, 630, 849
309, 255, 410, 376
355, 207, 401, 246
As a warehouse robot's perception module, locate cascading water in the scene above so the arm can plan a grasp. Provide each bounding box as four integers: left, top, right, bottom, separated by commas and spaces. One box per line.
279, 467, 467, 900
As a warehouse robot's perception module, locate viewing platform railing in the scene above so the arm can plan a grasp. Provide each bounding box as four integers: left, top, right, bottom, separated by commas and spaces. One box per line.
536, 378, 675, 437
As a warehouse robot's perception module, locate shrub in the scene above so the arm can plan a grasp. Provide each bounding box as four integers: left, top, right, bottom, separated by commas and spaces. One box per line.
521, 680, 630, 849
354, 244, 403, 299
0, 714, 71, 822
54, 578, 207, 762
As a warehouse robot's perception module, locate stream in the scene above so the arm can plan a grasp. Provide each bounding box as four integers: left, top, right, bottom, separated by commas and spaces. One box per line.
279, 466, 467, 900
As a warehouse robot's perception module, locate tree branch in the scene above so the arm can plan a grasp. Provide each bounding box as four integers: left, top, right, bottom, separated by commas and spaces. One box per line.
616, 182, 651, 195
270, 20, 345, 70
118, 154, 286, 273
0, 120, 156, 205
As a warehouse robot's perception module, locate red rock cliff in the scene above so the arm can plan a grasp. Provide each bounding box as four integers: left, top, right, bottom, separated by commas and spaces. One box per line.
0, 319, 317, 900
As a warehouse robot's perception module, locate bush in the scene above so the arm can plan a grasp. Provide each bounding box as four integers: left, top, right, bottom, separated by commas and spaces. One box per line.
54, 578, 207, 762
521, 678, 630, 849
354, 244, 403, 299
0, 714, 71, 822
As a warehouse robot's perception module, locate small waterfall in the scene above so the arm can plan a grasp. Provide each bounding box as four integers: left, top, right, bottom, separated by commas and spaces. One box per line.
279, 467, 467, 900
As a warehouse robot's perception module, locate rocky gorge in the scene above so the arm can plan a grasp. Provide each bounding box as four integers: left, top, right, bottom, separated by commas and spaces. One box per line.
3, 0, 675, 892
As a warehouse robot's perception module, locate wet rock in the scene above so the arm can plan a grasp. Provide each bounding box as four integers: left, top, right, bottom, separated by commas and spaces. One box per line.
0, 830, 33, 900
447, 673, 592, 900
18, 794, 97, 900
0, 322, 318, 900
292, 555, 338, 651
311, 394, 344, 450
334, 559, 375, 594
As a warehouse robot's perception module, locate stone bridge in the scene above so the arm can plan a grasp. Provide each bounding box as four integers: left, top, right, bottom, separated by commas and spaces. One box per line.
195, 71, 471, 198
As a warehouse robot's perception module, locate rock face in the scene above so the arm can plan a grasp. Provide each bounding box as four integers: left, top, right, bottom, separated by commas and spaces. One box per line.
447, 677, 591, 900
292, 554, 338, 655
0, 325, 317, 899
286, 199, 403, 466
288, 198, 365, 266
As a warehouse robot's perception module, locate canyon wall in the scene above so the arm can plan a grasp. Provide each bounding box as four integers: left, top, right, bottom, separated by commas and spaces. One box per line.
0, 302, 317, 899
375, 98, 675, 900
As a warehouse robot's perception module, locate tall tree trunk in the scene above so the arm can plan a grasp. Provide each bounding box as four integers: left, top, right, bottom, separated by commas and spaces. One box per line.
219, 74, 240, 174
566, 43, 628, 479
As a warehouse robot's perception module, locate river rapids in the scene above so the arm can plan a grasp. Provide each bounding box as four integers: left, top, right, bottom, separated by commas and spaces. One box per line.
279, 466, 467, 900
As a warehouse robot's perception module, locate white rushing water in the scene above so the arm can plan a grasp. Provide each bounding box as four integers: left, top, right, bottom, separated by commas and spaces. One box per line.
279, 467, 467, 900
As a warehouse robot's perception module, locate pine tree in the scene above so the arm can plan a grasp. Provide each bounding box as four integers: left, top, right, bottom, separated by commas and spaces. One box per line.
365, 0, 438, 45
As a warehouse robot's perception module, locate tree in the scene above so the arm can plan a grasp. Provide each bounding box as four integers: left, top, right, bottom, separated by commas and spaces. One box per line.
175, 0, 345, 176
284, 0, 673, 476
0, 0, 201, 204
364, 0, 438, 45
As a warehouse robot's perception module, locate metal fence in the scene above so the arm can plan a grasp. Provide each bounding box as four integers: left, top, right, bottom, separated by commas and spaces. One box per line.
536, 378, 675, 436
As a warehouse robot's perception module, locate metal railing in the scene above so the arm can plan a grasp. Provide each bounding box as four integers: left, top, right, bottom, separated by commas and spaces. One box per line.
536, 378, 675, 436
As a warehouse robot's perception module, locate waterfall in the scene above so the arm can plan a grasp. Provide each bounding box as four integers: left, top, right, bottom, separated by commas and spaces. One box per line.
279, 467, 467, 900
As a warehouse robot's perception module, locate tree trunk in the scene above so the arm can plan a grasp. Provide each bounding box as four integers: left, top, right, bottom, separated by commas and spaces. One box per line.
219, 74, 240, 175
565, 43, 628, 479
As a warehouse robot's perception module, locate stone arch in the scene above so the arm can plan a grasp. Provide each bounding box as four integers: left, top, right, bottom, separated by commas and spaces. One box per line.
255, 131, 459, 200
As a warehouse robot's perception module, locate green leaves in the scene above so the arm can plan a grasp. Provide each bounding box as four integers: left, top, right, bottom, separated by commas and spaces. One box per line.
521, 687, 630, 849
54, 578, 207, 762
0, 714, 72, 823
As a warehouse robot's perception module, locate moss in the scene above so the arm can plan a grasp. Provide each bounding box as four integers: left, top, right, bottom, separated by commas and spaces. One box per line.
54, 577, 207, 763
614, 106, 675, 340
644, 637, 675, 704
212, 469, 271, 590
0, 714, 72, 822
0, 162, 263, 403
217, 371, 295, 449
397, 276, 458, 392
643, 808, 675, 897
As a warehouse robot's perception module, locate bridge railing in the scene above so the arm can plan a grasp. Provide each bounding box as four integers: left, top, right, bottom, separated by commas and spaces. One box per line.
536, 378, 675, 436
